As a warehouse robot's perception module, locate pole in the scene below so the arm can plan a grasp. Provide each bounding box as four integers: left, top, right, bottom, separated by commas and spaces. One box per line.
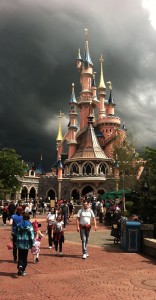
123, 173, 126, 211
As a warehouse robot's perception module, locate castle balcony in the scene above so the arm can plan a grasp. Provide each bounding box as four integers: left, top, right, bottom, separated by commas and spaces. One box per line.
68, 174, 106, 183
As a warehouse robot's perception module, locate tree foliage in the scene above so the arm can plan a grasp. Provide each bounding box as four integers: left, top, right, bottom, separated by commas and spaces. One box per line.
142, 147, 156, 195
0, 147, 26, 197
113, 131, 142, 191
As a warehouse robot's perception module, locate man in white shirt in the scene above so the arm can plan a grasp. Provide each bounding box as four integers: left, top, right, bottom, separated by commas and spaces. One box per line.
77, 200, 97, 259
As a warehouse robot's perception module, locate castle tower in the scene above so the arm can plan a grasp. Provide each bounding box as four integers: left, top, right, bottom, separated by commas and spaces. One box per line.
106, 81, 115, 116
56, 156, 63, 200
56, 111, 63, 160
76, 29, 95, 130
68, 83, 78, 159
98, 55, 106, 118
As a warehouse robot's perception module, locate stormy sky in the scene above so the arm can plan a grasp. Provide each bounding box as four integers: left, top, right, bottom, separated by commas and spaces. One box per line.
0, 0, 156, 170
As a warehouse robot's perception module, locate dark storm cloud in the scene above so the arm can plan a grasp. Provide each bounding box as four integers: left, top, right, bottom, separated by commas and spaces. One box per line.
0, 0, 156, 169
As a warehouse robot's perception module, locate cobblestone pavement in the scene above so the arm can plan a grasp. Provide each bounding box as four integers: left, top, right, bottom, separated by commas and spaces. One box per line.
0, 215, 156, 300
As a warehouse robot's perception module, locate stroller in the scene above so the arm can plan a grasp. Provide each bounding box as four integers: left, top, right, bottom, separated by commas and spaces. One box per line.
110, 221, 121, 244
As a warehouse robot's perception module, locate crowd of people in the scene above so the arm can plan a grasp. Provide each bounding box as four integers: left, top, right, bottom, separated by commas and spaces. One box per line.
1, 195, 127, 276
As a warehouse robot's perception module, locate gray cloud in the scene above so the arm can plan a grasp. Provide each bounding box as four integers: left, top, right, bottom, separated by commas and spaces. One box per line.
0, 0, 156, 169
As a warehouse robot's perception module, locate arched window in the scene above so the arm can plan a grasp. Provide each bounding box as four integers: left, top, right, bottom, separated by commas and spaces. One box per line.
82, 162, 94, 175
99, 163, 107, 175
70, 163, 79, 174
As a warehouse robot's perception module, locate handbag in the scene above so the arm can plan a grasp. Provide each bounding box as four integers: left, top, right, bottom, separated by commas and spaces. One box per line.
7, 241, 13, 250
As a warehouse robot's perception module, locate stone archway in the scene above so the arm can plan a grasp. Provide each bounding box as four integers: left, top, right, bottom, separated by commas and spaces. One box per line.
71, 189, 80, 202
81, 185, 94, 197
97, 189, 105, 195
29, 187, 36, 199
21, 186, 28, 200
47, 189, 56, 200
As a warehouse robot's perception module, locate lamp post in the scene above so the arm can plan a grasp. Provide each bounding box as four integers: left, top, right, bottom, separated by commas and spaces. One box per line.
142, 181, 149, 223
122, 172, 126, 212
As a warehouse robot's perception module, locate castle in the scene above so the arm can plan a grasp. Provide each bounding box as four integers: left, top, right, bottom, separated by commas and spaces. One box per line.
18, 30, 129, 202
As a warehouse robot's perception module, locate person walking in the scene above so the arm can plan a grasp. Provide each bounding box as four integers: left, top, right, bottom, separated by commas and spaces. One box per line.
61, 201, 69, 228
31, 220, 43, 263
53, 214, 65, 256
47, 207, 57, 249
9, 206, 23, 262
2, 203, 9, 225
32, 201, 38, 218
77, 199, 97, 259
15, 213, 35, 276
8, 201, 16, 221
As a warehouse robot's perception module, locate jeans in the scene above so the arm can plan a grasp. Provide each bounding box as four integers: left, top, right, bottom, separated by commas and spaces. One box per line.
80, 228, 90, 255
12, 234, 17, 261
54, 240, 62, 252
18, 248, 29, 272
62, 214, 68, 228
48, 225, 53, 247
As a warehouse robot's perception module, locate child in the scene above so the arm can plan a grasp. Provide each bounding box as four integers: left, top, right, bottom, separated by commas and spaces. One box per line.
53, 214, 64, 256
31, 220, 43, 263
47, 207, 57, 249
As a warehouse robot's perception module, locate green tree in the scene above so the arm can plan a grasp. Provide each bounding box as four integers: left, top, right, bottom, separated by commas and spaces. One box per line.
113, 132, 142, 192
143, 147, 156, 194
0, 147, 26, 198
141, 147, 156, 222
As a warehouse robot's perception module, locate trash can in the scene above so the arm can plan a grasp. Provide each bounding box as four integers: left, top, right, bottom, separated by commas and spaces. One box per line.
121, 220, 141, 252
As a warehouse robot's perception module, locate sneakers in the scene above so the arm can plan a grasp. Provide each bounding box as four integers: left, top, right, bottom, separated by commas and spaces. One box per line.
86, 253, 89, 257
17, 266, 23, 276
55, 251, 57, 255
22, 271, 27, 276
49, 246, 52, 249
82, 254, 87, 259
59, 252, 63, 256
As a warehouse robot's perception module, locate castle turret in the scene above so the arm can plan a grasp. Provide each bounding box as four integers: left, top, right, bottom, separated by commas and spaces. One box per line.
56, 156, 63, 200
106, 81, 115, 115
56, 111, 63, 160
98, 55, 106, 118
68, 83, 78, 159
77, 29, 95, 130
92, 72, 98, 102
76, 48, 82, 71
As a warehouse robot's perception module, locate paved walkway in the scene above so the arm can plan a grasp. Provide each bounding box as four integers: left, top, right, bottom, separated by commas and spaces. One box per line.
0, 215, 156, 300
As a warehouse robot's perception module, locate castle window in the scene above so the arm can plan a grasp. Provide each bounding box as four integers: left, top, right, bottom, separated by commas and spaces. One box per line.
82, 162, 94, 175
70, 163, 79, 174
98, 163, 108, 175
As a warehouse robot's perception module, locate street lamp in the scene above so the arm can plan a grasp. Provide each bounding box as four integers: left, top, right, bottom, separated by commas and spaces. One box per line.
142, 181, 149, 223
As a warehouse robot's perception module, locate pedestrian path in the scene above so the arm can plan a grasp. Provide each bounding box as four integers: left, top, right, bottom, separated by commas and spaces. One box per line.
0, 215, 156, 300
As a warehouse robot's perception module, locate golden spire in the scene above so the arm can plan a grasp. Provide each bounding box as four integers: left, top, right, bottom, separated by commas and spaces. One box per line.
84, 28, 88, 42
56, 111, 64, 141
107, 81, 112, 90
99, 54, 106, 89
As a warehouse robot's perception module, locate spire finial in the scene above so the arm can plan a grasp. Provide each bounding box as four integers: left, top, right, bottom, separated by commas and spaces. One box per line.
84, 28, 88, 41
107, 81, 112, 90
99, 54, 104, 65
56, 111, 64, 141
83, 29, 93, 67
99, 54, 106, 89
69, 83, 77, 104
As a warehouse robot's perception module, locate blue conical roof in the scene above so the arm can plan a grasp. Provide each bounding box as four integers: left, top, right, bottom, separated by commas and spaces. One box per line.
69, 83, 77, 104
